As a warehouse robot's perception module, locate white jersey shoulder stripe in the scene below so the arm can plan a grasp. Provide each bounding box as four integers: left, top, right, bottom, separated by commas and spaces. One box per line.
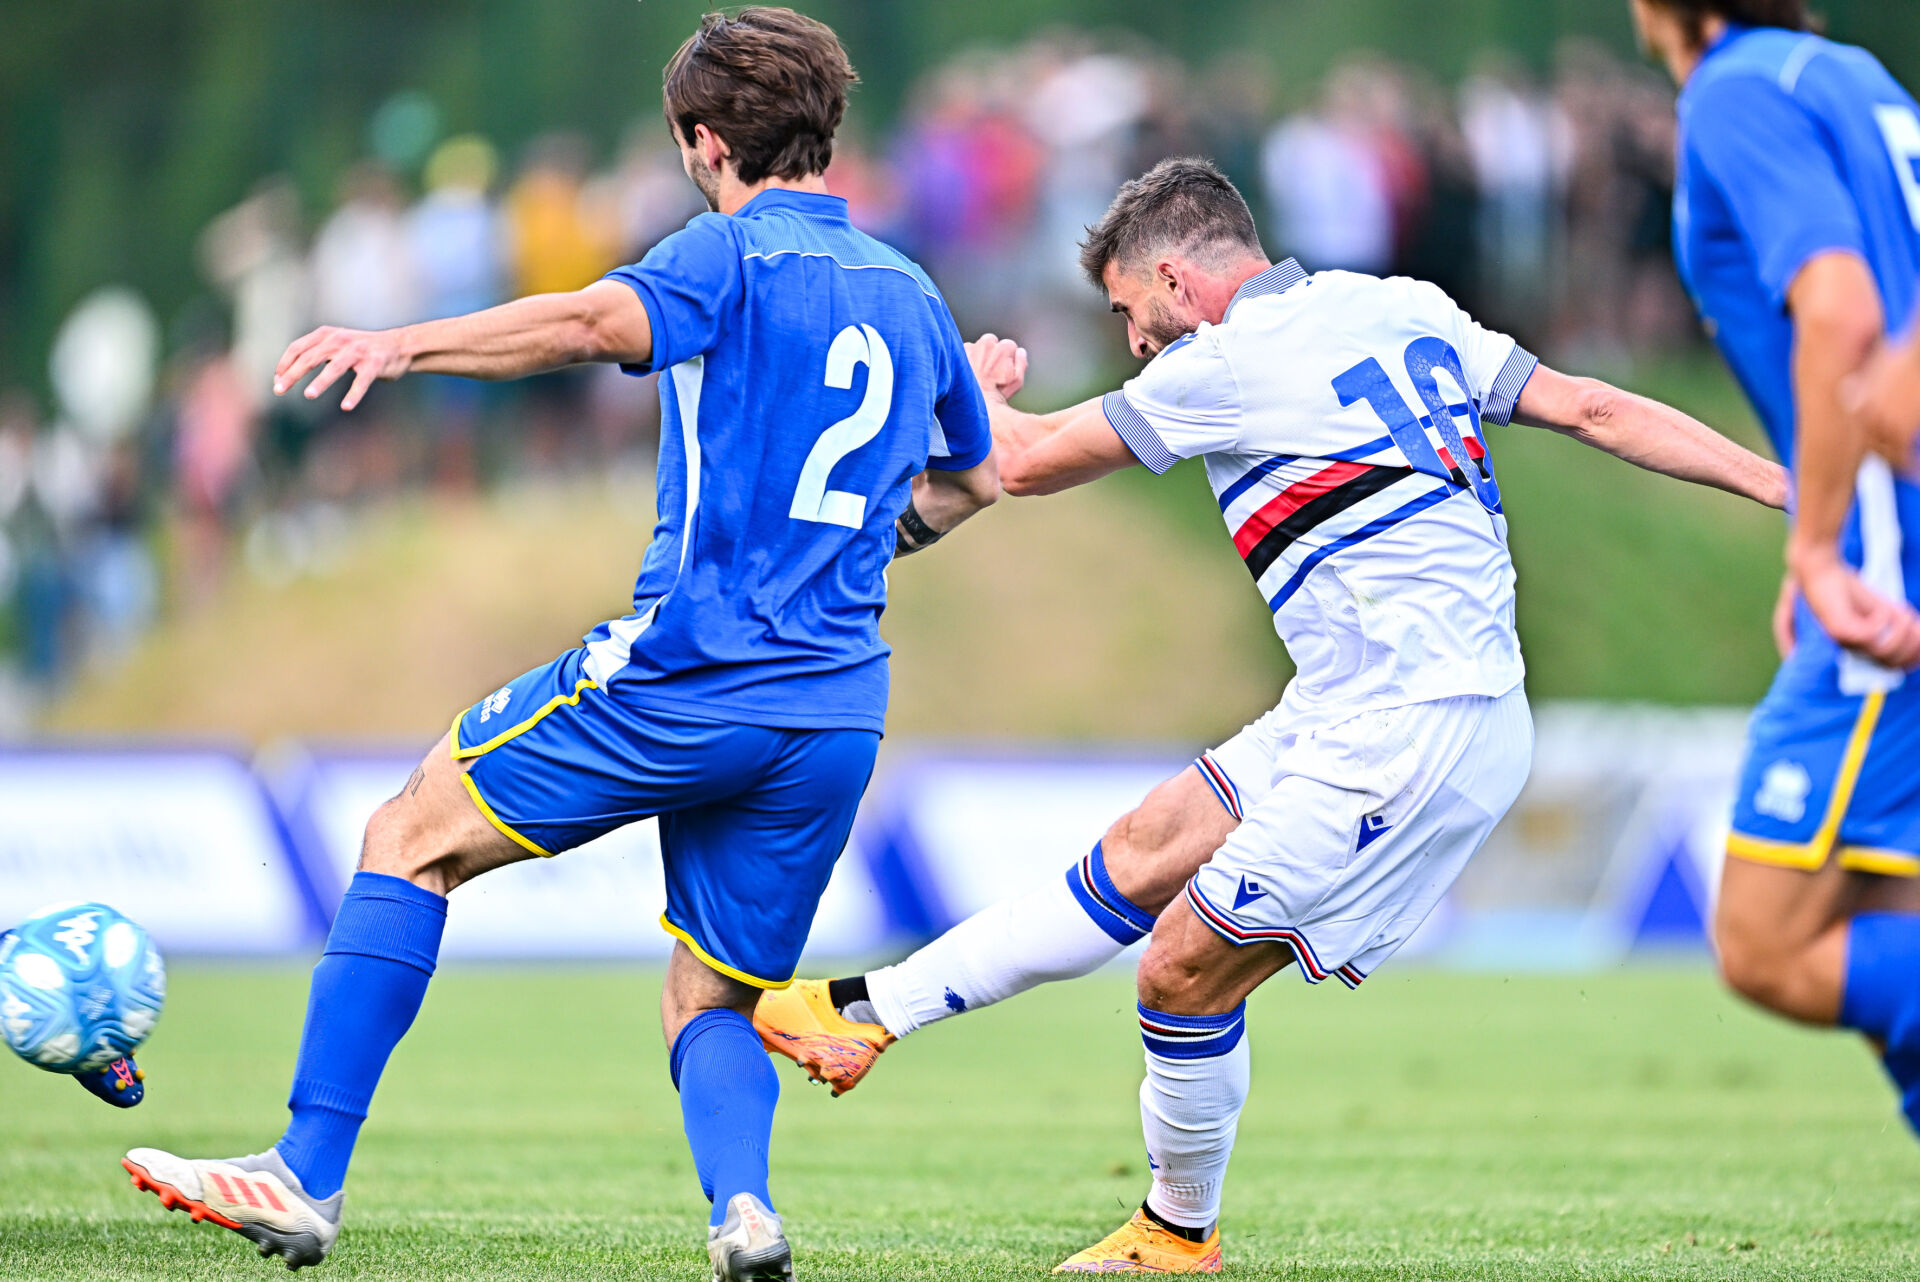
740, 250, 943, 301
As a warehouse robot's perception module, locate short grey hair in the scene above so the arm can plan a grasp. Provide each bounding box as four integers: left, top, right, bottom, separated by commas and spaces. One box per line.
1078, 157, 1264, 290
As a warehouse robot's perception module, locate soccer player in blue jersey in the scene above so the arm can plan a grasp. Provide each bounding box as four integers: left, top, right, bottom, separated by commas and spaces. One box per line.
117, 10, 998, 1278
1632, 0, 1920, 1134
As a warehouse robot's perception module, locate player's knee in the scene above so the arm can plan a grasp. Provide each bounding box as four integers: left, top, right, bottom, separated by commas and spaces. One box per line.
1712, 913, 1796, 1011
1135, 935, 1210, 1012
357, 796, 441, 884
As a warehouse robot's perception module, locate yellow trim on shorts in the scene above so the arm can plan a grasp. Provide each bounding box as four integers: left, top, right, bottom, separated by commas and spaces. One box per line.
457, 770, 556, 859
450, 678, 599, 760
1838, 846, 1920, 878
659, 916, 793, 990
1726, 691, 1885, 871
1724, 832, 1828, 870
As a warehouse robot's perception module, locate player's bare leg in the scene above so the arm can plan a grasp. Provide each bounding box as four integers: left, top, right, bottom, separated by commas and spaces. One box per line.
1716, 854, 1920, 1021
123, 732, 528, 1268
1058, 899, 1289, 1274
757, 766, 1236, 1093
662, 944, 794, 1282
1717, 852, 1920, 1129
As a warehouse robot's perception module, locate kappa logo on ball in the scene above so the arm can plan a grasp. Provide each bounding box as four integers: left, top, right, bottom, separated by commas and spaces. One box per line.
53, 911, 101, 965
1753, 760, 1813, 825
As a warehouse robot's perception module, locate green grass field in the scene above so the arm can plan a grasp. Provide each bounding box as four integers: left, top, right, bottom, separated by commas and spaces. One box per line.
3, 966, 1916, 1281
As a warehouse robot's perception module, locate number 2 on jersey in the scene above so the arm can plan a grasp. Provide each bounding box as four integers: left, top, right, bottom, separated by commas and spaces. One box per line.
1874, 104, 1920, 232
790, 324, 895, 528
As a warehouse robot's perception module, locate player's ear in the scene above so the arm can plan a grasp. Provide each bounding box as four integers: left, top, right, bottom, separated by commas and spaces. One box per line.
693, 123, 732, 173
1155, 258, 1183, 298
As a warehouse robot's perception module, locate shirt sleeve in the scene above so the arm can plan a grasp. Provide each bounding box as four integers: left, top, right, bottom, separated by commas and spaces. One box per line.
601, 214, 744, 374
1687, 72, 1867, 309
928, 307, 993, 472
1102, 332, 1243, 474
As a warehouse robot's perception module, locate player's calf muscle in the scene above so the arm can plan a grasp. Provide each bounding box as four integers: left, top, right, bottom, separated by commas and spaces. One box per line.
1105, 768, 1238, 912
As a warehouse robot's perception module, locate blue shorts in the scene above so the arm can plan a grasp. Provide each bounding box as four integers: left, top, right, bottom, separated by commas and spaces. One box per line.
1729, 672, 1920, 876
450, 649, 880, 987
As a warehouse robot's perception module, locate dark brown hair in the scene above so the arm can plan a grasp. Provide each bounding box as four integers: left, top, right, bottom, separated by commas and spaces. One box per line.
1078, 157, 1264, 289
662, 7, 857, 185
1654, 0, 1815, 34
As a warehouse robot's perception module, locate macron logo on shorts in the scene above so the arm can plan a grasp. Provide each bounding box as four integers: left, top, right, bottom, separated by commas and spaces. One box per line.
1233, 877, 1268, 911
1357, 813, 1393, 851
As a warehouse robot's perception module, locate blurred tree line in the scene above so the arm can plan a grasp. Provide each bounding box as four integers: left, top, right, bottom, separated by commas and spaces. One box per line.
2, 0, 1915, 399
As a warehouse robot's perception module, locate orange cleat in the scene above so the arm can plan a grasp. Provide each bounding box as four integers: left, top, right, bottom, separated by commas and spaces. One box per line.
752, 979, 893, 1097
1054, 1210, 1223, 1273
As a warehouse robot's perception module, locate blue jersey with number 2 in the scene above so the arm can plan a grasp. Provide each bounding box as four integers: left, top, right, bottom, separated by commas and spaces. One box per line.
590, 189, 991, 733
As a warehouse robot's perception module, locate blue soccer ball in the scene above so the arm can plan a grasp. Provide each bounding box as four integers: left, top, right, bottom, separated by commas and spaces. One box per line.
0, 903, 166, 1074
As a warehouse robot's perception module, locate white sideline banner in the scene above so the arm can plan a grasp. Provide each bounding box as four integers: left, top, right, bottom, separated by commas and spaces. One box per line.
0, 750, 319, 954
878, 755, 1183, 926
279, 753, 894, 962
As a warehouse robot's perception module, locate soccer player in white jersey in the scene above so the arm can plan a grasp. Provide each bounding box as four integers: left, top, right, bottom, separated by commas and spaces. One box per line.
755, 157, 1788, 1272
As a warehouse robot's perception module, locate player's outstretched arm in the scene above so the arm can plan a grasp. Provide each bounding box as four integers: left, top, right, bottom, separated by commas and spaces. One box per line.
966, 335, 1140, 496
894, 458, 1000, 557
273, 280, 654, 411
1513, 364, 1789, 510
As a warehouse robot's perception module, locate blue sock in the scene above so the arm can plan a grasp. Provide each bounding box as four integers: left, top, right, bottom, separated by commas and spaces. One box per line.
275, 872, 447, 1199
1840, 913, 1920, 1133
671, 1009, 778, 1226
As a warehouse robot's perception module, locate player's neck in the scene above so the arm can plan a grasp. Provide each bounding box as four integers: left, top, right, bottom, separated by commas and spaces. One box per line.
1206, 257, 1276, 321
716, 172, 832, 217
1662, 15, 1728, 86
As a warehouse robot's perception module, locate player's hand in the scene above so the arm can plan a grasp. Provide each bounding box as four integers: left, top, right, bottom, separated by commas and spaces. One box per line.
1772, 571, 1798, 660
1790, 543, 1920, 669
1845, 338, 1920, 469
965, 334, 1027, 404
273, 326, 412, 411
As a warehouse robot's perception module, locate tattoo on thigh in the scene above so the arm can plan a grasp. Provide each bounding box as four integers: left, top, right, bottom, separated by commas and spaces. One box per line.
406, 767, 425, 797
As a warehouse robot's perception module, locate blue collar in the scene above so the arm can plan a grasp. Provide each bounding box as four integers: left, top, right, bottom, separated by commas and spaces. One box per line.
1226, 259, 1308, 318
1701, 21, 1754, 64
735, 187, 849, 223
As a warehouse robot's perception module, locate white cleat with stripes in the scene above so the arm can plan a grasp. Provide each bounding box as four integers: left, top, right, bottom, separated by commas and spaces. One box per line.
122, 1147, 343, 1270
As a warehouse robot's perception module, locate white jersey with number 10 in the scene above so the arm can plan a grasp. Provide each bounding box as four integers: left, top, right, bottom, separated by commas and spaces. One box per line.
1102, 259, 1540, 730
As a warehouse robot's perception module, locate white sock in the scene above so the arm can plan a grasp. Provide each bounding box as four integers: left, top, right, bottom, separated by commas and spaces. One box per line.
866, 859, 1145, 1039
1138, 1004, 1250, 1230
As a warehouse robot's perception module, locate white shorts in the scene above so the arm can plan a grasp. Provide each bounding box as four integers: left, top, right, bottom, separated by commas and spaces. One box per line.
1188, 687, 1533, 987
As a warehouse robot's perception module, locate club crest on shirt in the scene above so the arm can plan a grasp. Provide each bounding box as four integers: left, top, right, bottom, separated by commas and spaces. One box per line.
1753, 760, 1812, 825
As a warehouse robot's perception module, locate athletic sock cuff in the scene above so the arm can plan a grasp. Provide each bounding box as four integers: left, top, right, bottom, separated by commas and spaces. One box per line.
1066, 842, 1156, 944
286, 1080, 374, 1122
323, 872, 448, 975
1138, 1002, 1247, 1060
1140, 1198, 1213, 1240
669, 1008, 755, 1091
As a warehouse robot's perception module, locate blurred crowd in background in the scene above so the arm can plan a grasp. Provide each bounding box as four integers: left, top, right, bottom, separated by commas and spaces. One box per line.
0, 32, 1698, 720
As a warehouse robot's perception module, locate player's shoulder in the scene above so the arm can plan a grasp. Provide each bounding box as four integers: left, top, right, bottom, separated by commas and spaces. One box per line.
1299, 269, 1463, 328
1682, 28, 1869, 114
733, 203, 945, 303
